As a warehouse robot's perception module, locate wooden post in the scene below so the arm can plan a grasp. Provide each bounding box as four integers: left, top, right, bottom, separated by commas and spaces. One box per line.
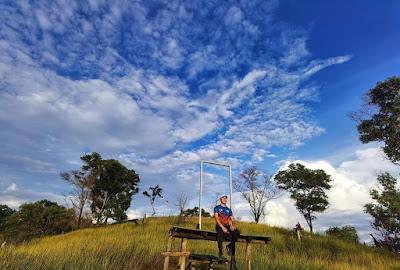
296, 229, 301, 241
179, 238, 188, 270
163, 236, 173, 270
245, 242, 252, 270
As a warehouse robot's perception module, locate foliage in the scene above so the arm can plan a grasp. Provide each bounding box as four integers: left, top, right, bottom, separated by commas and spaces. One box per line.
184, 207, 211, 218
274, 163, 332, 232
60, 170, 93, 229
1, 217, 400, 270
143, 185, 163, 217
4, 200, 74, 243
325, 226, 359, 243
350, 76, 400, 164
234, 166, 281, 223
81, 153, 140, 223
0, 204, 15, 232
364, 172, 400, 240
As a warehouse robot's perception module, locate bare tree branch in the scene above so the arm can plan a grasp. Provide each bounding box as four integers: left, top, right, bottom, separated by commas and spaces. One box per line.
233, 166, 282, 223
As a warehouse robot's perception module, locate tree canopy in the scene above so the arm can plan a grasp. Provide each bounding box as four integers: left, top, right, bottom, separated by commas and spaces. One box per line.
4, 200, 74, 243
364, 172, 400, 240
274, 163, 332, 232
81, 152, 140, 223
325, 225, 359, 243
351, 76, 400, 164
184, 207, 211, 218
0, 204, 15, 232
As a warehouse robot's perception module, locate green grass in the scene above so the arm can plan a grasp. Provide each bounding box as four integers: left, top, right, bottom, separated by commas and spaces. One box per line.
0, 217, 399, 269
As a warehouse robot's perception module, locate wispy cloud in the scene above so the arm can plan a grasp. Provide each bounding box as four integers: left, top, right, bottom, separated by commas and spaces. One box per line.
0, 0, 351, 214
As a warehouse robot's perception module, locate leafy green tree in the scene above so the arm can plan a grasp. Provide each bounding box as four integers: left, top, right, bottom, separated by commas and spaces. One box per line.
364, 172, 400, 240
143, 185, 163, 217
325, 225, 359, 243
81, 153, 140, 224
4, 200, 74, 243
0, 205, 15, 232
350, 76, 400, 164
274, 163, 332, 232
184, 207, 211, 218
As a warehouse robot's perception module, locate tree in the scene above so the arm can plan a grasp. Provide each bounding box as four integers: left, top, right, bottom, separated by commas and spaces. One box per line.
183, 207, 211, 218
60, 170, 93, 229
233, 166, 281, 223
174, 193, 189, 223
81, 153, 140, 224
350, 76, 400, 164
364, 172, 400, 241
274, 163, 332, 232
0, 205, 15, 232
143, 185, 163, 217
325, 226, 359, 243
4, 200, 74, 243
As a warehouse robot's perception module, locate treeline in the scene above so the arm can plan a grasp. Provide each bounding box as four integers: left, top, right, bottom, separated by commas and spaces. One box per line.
1, 152, 142, 244
0, 200, 78, 243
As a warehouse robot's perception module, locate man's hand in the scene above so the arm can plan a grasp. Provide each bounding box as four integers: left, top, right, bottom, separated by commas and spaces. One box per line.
222, 226, 228, 233
230, 225, 236, 231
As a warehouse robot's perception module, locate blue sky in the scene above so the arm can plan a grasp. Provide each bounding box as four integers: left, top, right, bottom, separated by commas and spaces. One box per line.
1, 0, 400, 242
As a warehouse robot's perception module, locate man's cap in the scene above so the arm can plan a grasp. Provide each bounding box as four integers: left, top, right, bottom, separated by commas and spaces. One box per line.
220, 195, 228, 199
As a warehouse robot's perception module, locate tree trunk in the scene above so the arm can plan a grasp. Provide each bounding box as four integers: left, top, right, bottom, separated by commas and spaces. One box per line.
77, 204, 84, 229
254, 214, 260, 223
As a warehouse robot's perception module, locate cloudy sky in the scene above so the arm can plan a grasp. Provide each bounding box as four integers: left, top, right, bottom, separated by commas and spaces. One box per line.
1, 0, 400, 242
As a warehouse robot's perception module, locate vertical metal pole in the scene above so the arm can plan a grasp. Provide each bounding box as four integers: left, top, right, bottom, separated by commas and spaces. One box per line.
199, 161, 203, 230
229, 166, 233, 210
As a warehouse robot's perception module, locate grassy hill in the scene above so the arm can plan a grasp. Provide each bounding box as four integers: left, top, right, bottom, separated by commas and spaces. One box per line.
0, 217, 399, 270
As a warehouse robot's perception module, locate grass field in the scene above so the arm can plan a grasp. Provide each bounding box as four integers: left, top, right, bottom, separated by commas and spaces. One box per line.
0, 216, 399, 270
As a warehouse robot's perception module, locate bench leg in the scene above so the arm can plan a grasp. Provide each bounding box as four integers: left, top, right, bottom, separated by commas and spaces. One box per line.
179, 238, 188, 270
245, 243, 251, 270
163, 236, 173, 270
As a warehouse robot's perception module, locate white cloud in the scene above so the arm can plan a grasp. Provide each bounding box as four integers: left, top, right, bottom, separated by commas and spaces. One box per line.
262, 147, 400, 242
0, 0, 356, 233
6, 183, 17, 192
0, 188, 65, 209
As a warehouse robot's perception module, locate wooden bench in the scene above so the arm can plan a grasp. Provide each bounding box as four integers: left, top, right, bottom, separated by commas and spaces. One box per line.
162, 226, 272, 270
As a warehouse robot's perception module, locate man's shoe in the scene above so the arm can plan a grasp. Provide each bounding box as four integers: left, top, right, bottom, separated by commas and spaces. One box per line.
226, 243, 232, 256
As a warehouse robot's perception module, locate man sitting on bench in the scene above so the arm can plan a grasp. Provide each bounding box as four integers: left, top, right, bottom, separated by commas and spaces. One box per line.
214, 195, 240, 268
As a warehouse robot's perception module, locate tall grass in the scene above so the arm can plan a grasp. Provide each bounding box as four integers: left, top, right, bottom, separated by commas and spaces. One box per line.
0, 217, 399, 269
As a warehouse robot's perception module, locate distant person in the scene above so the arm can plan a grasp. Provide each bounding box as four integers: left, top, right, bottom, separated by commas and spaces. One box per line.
295, 222, 302, 229
214, 195, 240, 269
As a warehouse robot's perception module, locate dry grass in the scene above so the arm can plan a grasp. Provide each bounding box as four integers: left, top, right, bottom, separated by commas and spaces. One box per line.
0, 217, 399, 269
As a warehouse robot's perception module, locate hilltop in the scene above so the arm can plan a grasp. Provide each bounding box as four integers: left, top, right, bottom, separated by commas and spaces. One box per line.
0, 217, 399, 270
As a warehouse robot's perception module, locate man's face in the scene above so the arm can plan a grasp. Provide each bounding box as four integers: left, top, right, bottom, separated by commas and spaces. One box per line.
220, 196, 228, 204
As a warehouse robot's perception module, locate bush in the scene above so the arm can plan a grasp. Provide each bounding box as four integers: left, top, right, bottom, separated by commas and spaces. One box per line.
325, 225, 359, 243
4, 200, 75, 243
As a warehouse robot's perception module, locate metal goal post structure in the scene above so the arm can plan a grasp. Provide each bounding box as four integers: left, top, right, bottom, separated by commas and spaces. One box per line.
198, 160, 232, 230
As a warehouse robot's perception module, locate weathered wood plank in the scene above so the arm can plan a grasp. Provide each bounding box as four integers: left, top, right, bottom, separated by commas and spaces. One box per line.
245, 243, 252, 270
169, 227, 271, 245
163, 236, 173, 270
180, 238, 188, 270
161, 251, 190, 257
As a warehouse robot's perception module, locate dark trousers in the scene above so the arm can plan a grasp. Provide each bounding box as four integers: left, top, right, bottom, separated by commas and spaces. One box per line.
216, 225, 240, 256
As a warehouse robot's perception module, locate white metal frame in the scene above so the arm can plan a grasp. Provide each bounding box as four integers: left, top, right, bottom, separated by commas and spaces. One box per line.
198, 160, 232, 230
